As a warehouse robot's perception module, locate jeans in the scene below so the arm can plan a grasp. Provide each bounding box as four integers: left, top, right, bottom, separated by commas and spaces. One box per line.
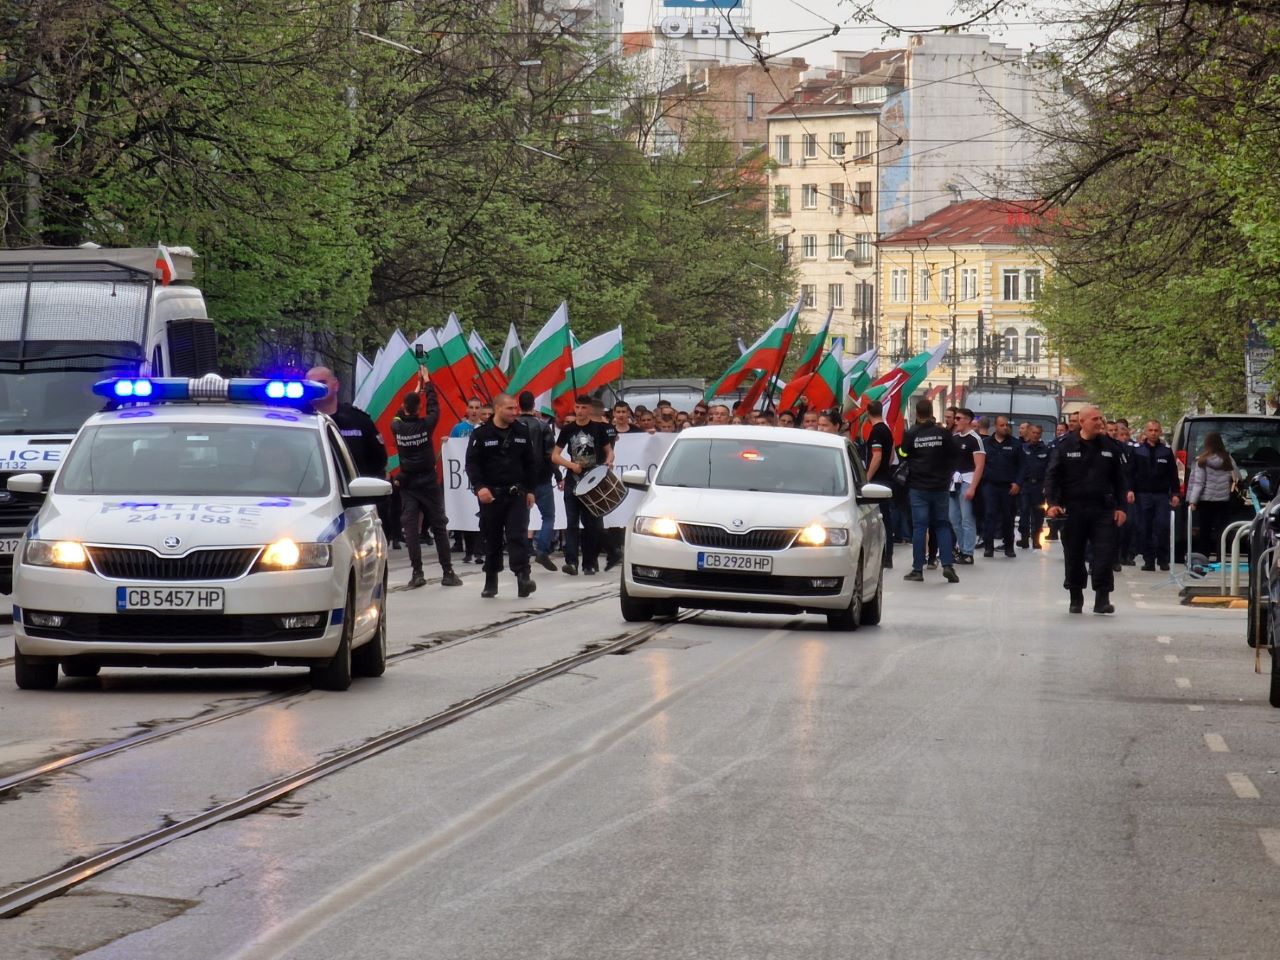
949, 480, 978, 554
531, 480, 555, 556
910, 488, 955, 570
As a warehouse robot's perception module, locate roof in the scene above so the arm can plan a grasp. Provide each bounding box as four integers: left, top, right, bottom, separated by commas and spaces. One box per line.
679, 425, 848, 448
878, 199, 1048, 247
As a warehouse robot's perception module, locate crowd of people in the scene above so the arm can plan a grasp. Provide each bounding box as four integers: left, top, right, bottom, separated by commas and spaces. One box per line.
306, 363, 1231, 613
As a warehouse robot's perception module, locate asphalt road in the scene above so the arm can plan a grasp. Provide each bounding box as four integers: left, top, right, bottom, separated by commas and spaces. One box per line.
3, 544, 1279, 960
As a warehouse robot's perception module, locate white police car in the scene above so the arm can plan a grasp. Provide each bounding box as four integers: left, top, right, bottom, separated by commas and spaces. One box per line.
7, 374, 390, 691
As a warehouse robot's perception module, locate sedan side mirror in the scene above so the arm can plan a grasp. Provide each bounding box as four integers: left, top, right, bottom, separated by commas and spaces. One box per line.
621, 468, 649, 491
859, 482, 893, 501
344, 476, 392, 506
6, 472, 45, 496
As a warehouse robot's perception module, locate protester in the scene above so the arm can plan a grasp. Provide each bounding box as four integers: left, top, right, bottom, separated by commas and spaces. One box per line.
553, 394, 614, 576
1130, 419, 1180, 571
690, 402, 708, 427
801, 409, 820, 430
899, 399, 960, 583
707, 404, 731, 425
465, 393, 538, 599
517, 391, 560, 573
637, 409, 657, 433
1045, 405, 1129, 614
778, 409, 797, 427
1187, 431, 1236, 561
816, 410, 841, 434
948, 407, 985, 564
391, 385, 462, 590
863, 399, 896, 570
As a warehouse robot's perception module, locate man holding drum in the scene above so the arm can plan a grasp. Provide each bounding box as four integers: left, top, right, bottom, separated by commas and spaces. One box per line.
553, 394, 615, 576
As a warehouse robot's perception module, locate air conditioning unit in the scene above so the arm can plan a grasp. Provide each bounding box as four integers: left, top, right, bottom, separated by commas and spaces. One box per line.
829, 205, 843, 215
843, 250, 859, 261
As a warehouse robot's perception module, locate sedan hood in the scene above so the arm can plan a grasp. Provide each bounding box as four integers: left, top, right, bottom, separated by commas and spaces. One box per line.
639, 485, 849, 529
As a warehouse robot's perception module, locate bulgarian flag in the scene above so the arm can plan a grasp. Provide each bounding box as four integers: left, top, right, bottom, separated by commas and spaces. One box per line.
436, 314, 482, 402
508, 301, 573, 404
785, 341, 845, 413
411, 328, 468, 476
841, 346, 879, 413
852, 340, 949, 443
468, 329, 508, 400
155, 244, 176, 285
499, 322, 524, 381
550, 325, 624, 418
703, 296, 801, 402
777, 309, 832, 411
364, 330, 423, 475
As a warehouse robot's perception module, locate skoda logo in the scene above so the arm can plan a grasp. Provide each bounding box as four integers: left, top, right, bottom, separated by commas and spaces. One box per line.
0, 491, 10, 503
731, 518, 745, 529
163, 536, 182, 551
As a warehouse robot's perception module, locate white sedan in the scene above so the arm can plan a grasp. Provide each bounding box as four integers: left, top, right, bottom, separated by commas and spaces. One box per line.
8, 376, 390, 690
620, 426, 890, 629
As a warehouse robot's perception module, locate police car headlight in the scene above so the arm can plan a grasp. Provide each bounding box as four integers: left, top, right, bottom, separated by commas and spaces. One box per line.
24, 540, 89, 569
794, 524, 849, 547
257, 539, 331, 570
633, 516, 681, 539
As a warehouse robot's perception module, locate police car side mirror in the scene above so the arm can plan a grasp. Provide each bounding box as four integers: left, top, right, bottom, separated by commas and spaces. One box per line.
344, 476, 392, 506
860, 482, 893, 501
621, 468, 649, 491
6, 472, 44, 497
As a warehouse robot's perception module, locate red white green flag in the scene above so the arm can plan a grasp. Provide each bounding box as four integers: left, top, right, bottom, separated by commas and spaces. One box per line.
508, 302, 572, 402
499, 323, 524, 380
468, 329, 508, 400
365, 330, 425, 475
703, 297, 801, 402
777, 310, 832, 411
786, 340, 845, 413
550, 325, 624, 417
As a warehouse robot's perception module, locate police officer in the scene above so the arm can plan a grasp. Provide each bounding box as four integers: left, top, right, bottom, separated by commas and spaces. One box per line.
305, 366, 387, 477
1129, 419, 1180, 571
1045, 405, 1129, 614
981, 415, 1021, 557
1017, 423, 1050, 548
465, 393, 538, 599
391, 383, 463, 590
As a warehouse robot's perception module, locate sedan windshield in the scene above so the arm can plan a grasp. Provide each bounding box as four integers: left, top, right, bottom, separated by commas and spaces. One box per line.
656, 437, 848, 496
57, 422, 330, 497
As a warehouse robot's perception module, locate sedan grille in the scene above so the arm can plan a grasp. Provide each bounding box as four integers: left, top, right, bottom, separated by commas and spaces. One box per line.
677, 524, 798, 551
86, 546, 261, 581
22, 612, 327, 643
632, 566, 843, 596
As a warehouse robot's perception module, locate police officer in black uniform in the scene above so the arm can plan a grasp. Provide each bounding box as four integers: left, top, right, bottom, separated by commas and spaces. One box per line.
391, 383, 462, 590
1129, 419, 1180, 571
981, 415, 1021, 557
305, 366, 388, 477
465, 393, 538, 599
1045, 405, 1130, 614
1017, 423, 1050, 548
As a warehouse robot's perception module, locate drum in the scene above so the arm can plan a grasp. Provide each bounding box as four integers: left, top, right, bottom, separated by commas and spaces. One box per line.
574, 466, 627, 518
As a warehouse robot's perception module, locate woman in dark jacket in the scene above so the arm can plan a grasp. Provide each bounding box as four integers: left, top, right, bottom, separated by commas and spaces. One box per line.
1187, 431, 1236, 560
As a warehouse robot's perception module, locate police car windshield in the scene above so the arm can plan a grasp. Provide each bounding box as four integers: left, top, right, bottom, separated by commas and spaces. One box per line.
656, 438, 848, 496
56, 422, 330, 497
0, 369, 116, 435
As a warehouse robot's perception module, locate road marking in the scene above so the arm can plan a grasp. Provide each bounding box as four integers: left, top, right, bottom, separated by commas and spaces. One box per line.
1136, 601, 1156, 609
1165, 654, 1179, 664
1228, 773, 1261, 799
1260, 830, 1280, 866
1132, 593, 1145, 598
1204, 734, 1230, 753
1188, 705, 1206, 711
1175, 677, 1191, 689
1156, 635, 1172, 644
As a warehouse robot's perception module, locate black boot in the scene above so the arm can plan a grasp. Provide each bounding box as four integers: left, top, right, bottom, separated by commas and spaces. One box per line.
481, 573, 498, 598
1069, 589, 1084, 614
1094, 592, 1115, 614
517, 574, 536, 598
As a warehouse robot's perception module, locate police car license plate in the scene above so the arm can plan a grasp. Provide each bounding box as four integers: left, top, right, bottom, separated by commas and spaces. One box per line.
0, 538, 18, 555
697, 552, 772, 574
117, 587, 224, 612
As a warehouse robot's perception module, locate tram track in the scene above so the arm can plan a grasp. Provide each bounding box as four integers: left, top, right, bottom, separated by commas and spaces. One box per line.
0, 587, 618, 796
0, 609, 694, 918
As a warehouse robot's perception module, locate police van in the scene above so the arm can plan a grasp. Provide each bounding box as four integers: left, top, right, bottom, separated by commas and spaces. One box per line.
0, 246, 217, 602
7, 375, 391, 690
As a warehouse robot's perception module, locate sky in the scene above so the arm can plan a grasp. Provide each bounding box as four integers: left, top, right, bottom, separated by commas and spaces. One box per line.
621, 1, 1062, 69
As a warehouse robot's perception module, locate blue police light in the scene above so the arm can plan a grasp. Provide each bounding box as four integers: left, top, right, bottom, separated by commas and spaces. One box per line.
265, 381, 287, 400
95, 378, 190, 402
285, 382, 305, 400
226, 379, 327, 405
94, 376, 326, 407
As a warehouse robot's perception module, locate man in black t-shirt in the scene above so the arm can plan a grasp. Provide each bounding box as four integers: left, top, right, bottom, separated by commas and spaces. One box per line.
862, 399, 897, 570
947, 407, 986, 563
553, 394, 614, 576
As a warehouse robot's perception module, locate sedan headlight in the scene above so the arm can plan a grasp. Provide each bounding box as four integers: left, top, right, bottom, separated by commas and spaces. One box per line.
24, 540, 88, 569
633, 516, 681, 539
256, 538, 331, 570
794, 524, 849, 547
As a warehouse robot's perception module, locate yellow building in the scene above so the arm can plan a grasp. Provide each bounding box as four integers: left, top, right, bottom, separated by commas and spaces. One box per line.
878, 199, 1079, 406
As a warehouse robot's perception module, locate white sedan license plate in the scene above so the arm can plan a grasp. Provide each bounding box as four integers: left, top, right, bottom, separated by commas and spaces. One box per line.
117, 586, 224, 612
0, 538, 18, 556
697, 552, 772, 574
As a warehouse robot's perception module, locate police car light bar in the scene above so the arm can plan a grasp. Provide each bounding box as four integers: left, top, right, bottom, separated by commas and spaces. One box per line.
92, 376, 327, 406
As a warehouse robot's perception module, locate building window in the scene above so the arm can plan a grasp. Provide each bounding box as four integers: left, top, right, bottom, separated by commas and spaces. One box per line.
891, 268, 908, 302
802, 133, 817, 159
919, 328, 929, 351
828, 233, 844, 259
1025, 328, 1042, 362
940, 267, 953, 303
854, 232, 872, 263
777, 234, 790, 263
961, 267, 978, 301
1003, 326, 1019, 360
1024, 268, 1042, 301
802, 184, 818, 208
855, 181, 872, 213
801, 234, 818, 259
889, 327, 903, 356
774, 135, 790, 164
855, 282, 874, 317
958, 327, 969, 353
828, 182, 845, 211
801, 284, 817, 308
773, 185, 789, 213
918, 268, 930, 302
829, 283, 844, 309
854, 130, 871, 159
829, 132, 846, 157
746, 92, 755, 121
1002, 269, 1020, 301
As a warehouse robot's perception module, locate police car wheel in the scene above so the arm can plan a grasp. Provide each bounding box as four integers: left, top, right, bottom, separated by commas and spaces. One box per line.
827, 559, 863, 632
14, 648, 58, 690
620, 580, 654, 623
861, 571, 884, 626
353, 572, 388, 679
311, 589, 354, 691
